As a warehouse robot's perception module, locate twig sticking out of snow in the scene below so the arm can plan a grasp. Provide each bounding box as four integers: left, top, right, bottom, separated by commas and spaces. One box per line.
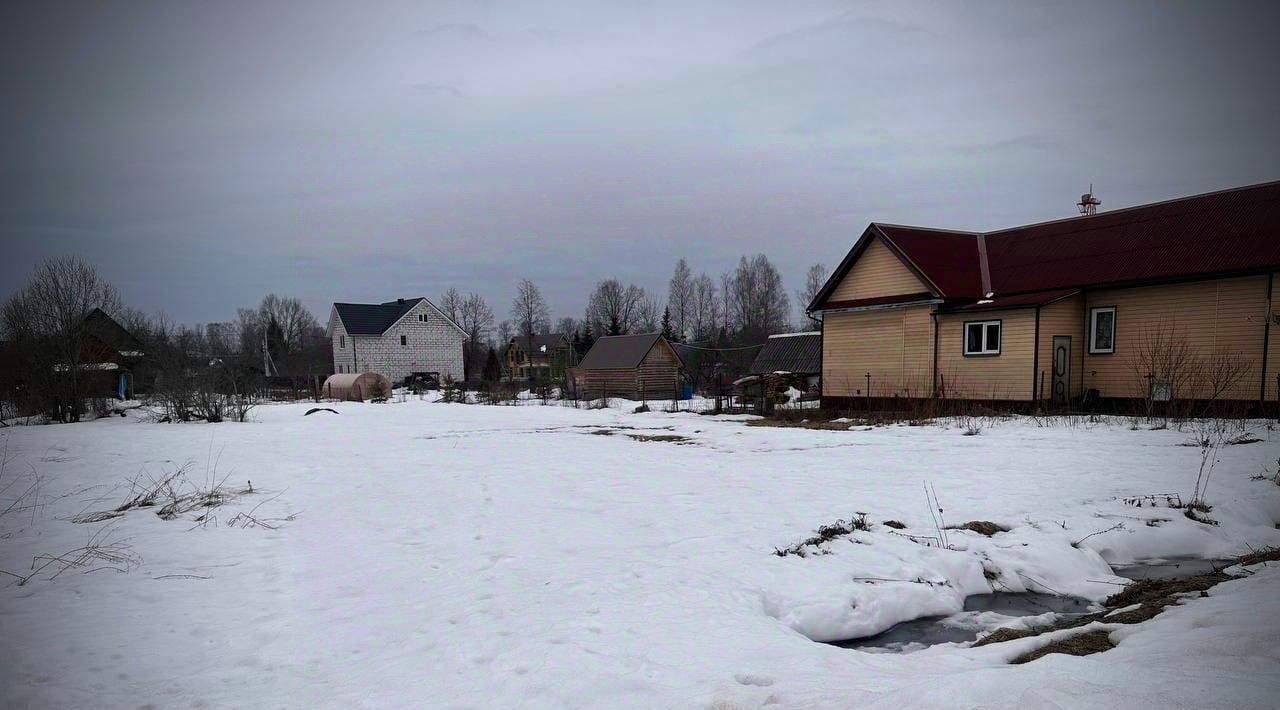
0, 523, 139, 586
924, 482, 949, 549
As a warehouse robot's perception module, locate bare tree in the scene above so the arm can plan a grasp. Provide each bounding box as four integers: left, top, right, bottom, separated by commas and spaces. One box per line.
457, 293, 494, 380
585, 279, 636, 336
1200, 349, 1253, 406
797, 263, 828, 327
1, 256, 122, 422
439, 287, 463, 324
688, 273, 720, 344
255, 294, 320, 376
554, 316, 578, 337
635, 290, 661, 333
496, 320, 513, 350
726, 254, 791, 343
667, 258, 694, 341
510, 279, 551, 339
1126, 321, 1202, 418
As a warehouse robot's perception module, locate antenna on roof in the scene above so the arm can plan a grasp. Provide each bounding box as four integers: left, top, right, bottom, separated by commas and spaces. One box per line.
1078, 184, 1101, 216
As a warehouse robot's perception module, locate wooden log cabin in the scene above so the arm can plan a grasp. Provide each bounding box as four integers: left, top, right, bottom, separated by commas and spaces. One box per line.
571, 333, 684, 400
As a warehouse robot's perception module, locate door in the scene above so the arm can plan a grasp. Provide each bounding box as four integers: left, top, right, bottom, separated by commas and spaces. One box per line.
1051, 336, 1071, 406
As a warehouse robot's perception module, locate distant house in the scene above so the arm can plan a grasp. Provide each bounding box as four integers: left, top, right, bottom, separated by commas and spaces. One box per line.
571, 333, 684, 400
328, 297, 467, 384
505, 333, 576, 380
748, 331, 822, 391
77, 308, 146, 399
808, 181, 1280, 409
0, 308, 144, 416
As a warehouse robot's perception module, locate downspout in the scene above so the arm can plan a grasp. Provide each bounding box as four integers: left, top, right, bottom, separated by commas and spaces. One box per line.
1032, 306, 1041, 404
1261, 273, 1274, 406
816, 311, 824, 403
1080, 291, 1089, 400
931, 309, 940, 398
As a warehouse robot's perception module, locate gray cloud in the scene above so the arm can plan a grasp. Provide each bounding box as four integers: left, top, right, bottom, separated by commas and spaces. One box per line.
2, 0, 1278, 325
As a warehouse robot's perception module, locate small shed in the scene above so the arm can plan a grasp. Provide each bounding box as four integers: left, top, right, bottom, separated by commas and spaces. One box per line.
321, 372, 392, 402
572, 333, 683, 400
748, 332, 822, 390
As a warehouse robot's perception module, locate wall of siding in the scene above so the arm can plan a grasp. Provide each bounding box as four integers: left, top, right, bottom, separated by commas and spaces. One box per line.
828, 238, 928, 301
1267, 274, 1280, 405
936, 309, 1036, 401
1083, 275, 1270, 401
1035, 295, 1085, 401
822, 305, 934, 398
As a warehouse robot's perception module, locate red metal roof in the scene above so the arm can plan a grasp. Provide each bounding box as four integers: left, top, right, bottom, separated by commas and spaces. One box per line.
812, 181, 1280, 311
984, 181, 1280, 294
874, 225, 984, 298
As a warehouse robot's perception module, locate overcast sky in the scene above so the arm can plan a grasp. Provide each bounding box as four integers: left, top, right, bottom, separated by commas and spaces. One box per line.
3, 0, 1278, 327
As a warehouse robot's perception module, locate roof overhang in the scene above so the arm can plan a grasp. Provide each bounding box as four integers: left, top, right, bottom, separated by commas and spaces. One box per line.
806, 225, 946, 314
811, 293, 942, 315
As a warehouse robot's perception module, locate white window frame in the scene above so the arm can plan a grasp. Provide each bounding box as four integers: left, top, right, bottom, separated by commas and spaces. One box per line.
963, 319, 1002, 356
1089, 306, 1116, 354
339, 335, 345, 349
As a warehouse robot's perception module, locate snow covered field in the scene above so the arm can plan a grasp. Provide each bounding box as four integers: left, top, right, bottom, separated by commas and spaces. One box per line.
2, 400, 1279, 708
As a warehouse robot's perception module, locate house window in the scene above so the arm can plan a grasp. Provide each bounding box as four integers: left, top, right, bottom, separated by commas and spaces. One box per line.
400, 335, 407, 346
963, 320, 1001, 356
1089, 307, 1116, 354
339, 335, 345, 349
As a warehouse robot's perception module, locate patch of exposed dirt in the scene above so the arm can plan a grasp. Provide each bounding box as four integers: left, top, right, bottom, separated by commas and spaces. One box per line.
1011, 630, 1115, 664
947, 520, 1010, 536
1103, 572, 1230, 608
972, 627, 1039, 648
745, 419, 852, 431
626, 433, 693, 444
882, 520, 907, 530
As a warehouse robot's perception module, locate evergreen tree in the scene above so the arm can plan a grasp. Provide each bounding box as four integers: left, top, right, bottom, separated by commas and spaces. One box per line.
482, 347, 501, 382
660, 307, 676, 341
580, 321, 595, 358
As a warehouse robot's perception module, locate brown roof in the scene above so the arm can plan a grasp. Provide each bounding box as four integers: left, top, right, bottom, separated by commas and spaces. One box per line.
578, 333, 681, 370
812, 180, 1280, 311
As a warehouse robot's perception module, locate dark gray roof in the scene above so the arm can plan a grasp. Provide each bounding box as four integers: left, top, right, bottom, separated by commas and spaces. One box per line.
578, 333, 675, 369
82, 308, 144, 354
749, 332, 821, 375
333, 298, 424, 335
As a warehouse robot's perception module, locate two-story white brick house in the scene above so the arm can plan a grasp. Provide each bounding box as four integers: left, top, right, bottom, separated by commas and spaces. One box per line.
328, 297, 467, 384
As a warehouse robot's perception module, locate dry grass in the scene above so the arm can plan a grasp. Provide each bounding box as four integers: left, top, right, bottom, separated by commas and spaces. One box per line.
946, 520, 1010, 537
1010, 630, 1115, 664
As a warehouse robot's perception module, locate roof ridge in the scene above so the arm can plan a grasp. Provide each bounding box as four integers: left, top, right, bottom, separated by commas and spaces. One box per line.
873, 222, 980, 236
985, 179, 1280, 237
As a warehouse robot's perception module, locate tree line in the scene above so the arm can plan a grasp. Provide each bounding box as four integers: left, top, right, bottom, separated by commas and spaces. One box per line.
1, 252, 829, 418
